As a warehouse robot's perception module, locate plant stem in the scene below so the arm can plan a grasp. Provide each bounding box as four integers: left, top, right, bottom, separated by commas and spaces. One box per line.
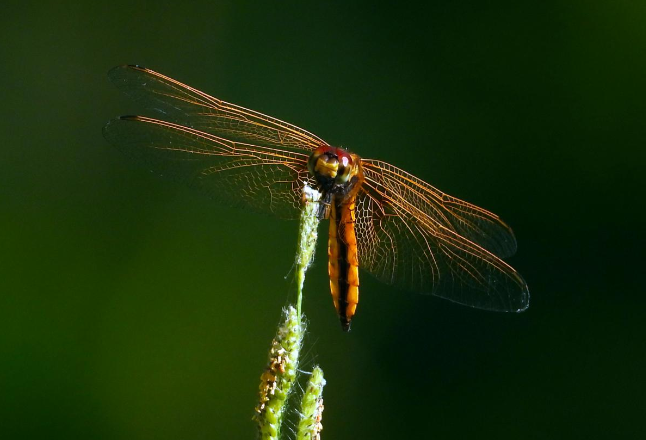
295, 185, 322, 318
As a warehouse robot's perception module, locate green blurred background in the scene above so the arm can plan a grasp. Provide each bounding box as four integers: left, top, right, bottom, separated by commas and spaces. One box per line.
1, 1, 644, 439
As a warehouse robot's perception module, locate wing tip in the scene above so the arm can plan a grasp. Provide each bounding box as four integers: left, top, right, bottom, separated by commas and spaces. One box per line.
102, 115, 140, 127
514, 299, 530, 313
118, 115, 140, 121
102, 115, 143, 143
110, 63, 147, 70
512, 283, 530, 313
107, 64, 150, 81
500, 225, 519, 258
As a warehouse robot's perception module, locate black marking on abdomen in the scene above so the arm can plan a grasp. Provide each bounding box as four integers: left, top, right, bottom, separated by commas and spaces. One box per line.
334, 198, 351, 332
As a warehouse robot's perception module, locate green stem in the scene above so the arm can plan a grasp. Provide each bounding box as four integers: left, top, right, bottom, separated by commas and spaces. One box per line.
295, 185, 322, 318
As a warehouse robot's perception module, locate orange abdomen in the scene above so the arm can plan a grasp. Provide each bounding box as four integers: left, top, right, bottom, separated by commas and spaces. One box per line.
328, 196, 359, 331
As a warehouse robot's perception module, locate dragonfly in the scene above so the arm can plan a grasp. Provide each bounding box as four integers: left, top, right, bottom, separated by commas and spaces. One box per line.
103, 65, 529, 331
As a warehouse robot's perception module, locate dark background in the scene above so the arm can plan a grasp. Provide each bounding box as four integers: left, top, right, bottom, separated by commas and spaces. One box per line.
1, 1, 644, 439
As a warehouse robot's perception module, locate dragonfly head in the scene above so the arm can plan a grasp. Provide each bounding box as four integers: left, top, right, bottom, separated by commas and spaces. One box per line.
308, 146, 356, 190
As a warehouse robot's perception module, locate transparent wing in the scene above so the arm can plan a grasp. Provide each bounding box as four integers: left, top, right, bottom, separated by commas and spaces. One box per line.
362, 160, 517, 258
103, 116, 312, 219
356, 161, 528, 312
107, 65, 328, 153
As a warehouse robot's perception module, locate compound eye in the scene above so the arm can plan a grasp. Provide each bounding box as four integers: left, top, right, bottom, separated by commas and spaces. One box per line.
335, 165, 350, 184
334, 153, 354, 184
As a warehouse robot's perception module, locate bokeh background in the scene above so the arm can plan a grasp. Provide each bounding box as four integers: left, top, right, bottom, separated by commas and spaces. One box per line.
1, 1, 644, 439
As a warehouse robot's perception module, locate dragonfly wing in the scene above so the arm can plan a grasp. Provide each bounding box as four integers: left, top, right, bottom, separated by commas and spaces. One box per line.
103, 116, 312, 219
108, 65, 328, 153
356, 163, 529, 312
362, 160, 518, 258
